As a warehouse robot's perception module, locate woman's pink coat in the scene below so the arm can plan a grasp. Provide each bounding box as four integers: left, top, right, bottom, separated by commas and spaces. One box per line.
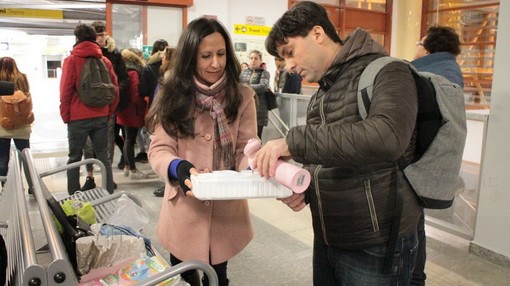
149, 85, 258, 265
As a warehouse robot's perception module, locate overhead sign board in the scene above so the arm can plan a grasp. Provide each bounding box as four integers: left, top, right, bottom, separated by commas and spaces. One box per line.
233, 24, 271, 36
0, 8, 63, 19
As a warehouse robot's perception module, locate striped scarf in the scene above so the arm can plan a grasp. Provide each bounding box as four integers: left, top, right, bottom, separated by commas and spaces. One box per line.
194, 73, 234, 170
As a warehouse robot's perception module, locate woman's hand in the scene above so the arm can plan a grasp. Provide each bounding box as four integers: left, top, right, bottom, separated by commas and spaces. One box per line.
184, 168, 210, 198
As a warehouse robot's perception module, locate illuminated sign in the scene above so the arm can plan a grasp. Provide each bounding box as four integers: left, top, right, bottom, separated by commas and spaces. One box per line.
233, 24, 271, 36
0, 8, 63, 19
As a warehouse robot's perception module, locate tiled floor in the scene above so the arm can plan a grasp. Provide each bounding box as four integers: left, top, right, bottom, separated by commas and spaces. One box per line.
24, 120, 510, 286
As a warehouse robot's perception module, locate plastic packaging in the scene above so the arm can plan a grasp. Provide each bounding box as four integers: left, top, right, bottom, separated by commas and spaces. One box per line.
191, 170, 292, 200
106, 194, 149, 232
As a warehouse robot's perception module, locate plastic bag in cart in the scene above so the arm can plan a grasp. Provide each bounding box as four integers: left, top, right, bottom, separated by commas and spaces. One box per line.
106, 194, 149, 232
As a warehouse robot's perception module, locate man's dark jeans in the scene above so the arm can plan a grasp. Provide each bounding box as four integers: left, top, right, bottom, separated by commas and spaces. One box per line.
313, 232, 418, 286
67, 116, 113, 194
410, 208, 426, 286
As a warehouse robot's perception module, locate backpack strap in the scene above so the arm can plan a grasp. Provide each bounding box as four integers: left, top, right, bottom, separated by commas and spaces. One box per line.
357, 56, 406, 119
357, 57, 413, 273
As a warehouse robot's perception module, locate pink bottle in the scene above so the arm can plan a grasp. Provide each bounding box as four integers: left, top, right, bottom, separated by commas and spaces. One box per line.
244, 138, 311, 193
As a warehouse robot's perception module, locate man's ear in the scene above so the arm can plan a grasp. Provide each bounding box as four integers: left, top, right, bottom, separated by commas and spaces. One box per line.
311, 26, 325, 43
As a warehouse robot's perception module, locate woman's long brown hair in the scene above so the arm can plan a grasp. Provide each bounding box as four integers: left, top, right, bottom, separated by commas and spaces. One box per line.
0, 57, 30, 92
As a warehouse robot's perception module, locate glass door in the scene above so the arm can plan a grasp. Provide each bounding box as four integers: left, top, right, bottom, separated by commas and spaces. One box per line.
111, 4, 182, 52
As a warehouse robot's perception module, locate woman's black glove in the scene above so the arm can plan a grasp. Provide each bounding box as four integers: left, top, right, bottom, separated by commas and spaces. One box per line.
176, 160, 195, 194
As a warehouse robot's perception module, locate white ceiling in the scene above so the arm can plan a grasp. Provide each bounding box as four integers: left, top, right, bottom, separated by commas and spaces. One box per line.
1, 0, 107, 36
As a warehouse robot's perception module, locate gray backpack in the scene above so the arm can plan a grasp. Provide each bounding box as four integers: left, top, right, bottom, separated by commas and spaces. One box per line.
78, 57, 116, 107
357, 56, 467, 209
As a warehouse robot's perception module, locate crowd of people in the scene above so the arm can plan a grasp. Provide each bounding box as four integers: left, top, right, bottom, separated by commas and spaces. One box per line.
0, 1, 465, 285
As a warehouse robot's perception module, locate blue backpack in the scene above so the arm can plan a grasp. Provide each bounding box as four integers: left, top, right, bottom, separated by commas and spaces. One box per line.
357, 56, 467, 209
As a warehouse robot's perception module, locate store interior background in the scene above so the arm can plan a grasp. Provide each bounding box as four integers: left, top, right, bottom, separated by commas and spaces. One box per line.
1, 0, 509, 270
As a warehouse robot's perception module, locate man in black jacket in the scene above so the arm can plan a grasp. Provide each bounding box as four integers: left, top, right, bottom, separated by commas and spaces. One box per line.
253, 2, 421, 285
138, 39, 168, 197
80, 21, 130, 191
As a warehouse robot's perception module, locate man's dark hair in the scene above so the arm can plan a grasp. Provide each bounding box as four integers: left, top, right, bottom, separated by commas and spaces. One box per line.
74, 24, 96, 42
151, 39, 169, 55
423, 26, 461, 56
91, 21, 106, 33
265, 1, 342, 57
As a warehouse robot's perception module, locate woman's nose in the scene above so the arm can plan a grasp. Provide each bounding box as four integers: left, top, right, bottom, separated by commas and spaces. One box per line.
211, 56, 219, 68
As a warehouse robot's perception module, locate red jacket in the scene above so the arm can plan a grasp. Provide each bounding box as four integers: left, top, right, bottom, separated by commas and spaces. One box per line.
116, 69, 146, 128
59, 41, 119, 123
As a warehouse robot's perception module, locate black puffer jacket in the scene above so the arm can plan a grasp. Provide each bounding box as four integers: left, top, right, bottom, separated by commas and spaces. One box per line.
101, 37, 130, 112
287, 28, 421, 249
139, 55, 162, 106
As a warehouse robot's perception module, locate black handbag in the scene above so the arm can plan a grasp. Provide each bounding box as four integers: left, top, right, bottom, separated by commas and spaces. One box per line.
265, 89, 278, 110
45, 194, 92, 275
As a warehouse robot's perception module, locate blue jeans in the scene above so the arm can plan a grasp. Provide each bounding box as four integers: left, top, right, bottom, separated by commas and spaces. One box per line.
67, 117, 113, 194
313, 232, 418, 286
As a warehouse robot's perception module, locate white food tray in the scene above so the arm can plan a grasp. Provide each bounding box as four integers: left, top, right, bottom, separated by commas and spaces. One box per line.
191, 170, 293, 200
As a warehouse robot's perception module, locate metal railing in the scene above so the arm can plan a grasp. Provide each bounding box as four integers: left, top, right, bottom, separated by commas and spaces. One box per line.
21, 148, 219, 285
0, 149, 46, 286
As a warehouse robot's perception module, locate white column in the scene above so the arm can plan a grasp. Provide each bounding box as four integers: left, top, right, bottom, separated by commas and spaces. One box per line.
390, 0, 422, 60
471, 1, 510, 263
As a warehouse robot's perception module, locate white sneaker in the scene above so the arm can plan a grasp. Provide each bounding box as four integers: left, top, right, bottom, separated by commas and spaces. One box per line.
130, 170, 148, 180
123, 168, 130, 177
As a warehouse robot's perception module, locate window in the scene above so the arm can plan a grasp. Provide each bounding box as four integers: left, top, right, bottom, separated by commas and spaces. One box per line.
46, 60, 61, 78
423, 0, 500, 109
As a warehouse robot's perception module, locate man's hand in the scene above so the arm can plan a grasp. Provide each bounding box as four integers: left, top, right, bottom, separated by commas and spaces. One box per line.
251, 138, 290, 178
278, 192, 306, 211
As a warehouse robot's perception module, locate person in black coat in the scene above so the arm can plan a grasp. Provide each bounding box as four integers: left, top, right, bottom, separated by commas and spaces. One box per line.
274, 56, 301, 94
139, 39, 168, 107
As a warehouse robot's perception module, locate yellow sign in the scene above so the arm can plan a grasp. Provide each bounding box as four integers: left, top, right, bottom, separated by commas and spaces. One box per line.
233, 24, 271, 36
0, 8, 63, 19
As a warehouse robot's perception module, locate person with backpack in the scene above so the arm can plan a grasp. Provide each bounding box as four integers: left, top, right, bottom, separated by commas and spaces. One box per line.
116, 49, 148, 180
0, 57, 33, 188
253, 2, 421, 285
410, 26, 464, 286
78, 21, 130, 192
60, 24, 119, 195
